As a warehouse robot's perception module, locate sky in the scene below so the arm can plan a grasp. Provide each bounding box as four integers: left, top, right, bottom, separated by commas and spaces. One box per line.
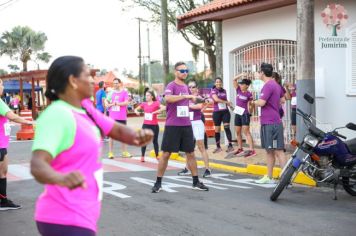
0, 0, 204, 75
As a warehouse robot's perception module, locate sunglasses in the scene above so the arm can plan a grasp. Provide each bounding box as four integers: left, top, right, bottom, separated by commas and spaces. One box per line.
189, 86, 196, 89
177, 69, 189, 74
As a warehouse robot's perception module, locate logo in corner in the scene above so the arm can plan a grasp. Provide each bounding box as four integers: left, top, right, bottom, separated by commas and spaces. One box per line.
321, 3, 348, 37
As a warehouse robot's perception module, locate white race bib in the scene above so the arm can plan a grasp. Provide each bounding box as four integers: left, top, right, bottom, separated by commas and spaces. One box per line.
218, 103, 227, 110
4, 122, 11, 136
13, 105, 18, 109
177, 106, 189, 117
94, 168, 104, 201
233, 106, 245, 116
144, 113, 153, 121
112, 106, 120, 112
189, 112, 194, 121
291, 97, 297, 106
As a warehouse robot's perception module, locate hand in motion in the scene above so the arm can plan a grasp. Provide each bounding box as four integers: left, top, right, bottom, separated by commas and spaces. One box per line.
133, 129, 154, 146
57, 171, 87, 190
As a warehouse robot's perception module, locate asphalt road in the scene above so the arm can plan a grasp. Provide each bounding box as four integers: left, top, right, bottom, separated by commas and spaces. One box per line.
2, 126, 356, 236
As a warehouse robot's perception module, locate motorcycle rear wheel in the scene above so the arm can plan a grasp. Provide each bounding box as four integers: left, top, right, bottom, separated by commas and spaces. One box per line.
270, 165, 296, 201
342, 177, 356, 196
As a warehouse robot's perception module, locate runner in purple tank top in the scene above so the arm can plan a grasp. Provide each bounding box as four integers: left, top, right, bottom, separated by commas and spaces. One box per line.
30, 56, 153, 236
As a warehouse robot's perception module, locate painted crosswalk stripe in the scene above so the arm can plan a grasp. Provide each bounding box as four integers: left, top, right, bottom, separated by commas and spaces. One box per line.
102, 159, 153, 171
8, 164, 33, 180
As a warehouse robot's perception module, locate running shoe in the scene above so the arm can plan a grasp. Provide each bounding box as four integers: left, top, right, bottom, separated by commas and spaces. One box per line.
244, 150, 257, 158
226, 145, 234, 153
234, 148, 244, 156
254, 175, 276, 184
0, 199, 21, 211
177, 167, 190, 176
108, 152, 114, 159
151, 183, 162, 193
212, 147, 223, 153
122, 151, 132, 158
140, 156, 145, 162
203, 169, 212, 178
192, 182, 209, 191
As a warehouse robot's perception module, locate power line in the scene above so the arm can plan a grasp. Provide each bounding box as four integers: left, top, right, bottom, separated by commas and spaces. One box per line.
0, 0, 20, 12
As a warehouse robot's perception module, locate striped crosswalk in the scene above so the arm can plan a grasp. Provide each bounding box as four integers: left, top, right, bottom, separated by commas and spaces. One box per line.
7, 157, 186, 182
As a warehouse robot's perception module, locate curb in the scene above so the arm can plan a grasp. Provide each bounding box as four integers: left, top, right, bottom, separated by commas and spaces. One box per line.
149, 150, 316, 186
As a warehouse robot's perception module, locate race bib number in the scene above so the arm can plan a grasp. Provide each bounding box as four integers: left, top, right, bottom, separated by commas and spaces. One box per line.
94, 168, 104, 201
189, 112, 194, 121
144, 113, 153, 121
218, 103, 227, 110
4, 122, 11, 136
177, 106, 189, 117
233, 106, 245, 116
13, 105, 18, 109
112, 106, 120, 112
291, 97, 297, 106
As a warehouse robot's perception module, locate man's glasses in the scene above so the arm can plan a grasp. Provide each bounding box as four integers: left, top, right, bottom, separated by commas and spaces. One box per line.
189, 86, 196, 89
176, 69, 189, 74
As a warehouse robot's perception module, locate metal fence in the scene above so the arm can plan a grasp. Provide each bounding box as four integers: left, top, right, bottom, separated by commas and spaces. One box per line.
232, 39, 297, 145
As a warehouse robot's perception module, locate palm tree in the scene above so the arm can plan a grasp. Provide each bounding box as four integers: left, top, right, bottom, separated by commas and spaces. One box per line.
0, 26, 49, 71
34, 52, 52, 70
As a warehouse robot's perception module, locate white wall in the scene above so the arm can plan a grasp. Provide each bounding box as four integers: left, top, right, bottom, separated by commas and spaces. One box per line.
222, 5, 297, 101
314, 0, 356, 139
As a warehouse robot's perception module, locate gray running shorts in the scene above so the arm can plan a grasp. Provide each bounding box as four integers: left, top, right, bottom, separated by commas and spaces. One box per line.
260, 123, 285, 150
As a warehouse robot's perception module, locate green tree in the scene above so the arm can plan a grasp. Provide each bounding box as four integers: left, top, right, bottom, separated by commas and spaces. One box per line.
8, 64, 20, 73
0, 26, 50, 71
34, 52, 52, 70
121, 0, 216, 77
0, 69, 8, 76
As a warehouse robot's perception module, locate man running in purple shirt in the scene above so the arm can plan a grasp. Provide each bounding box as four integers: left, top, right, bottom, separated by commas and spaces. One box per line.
252, 63, 287, 184
151, 62, 208, 193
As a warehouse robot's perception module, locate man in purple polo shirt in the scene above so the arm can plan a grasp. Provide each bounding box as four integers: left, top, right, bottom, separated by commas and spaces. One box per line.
251, 63, 287, 184
151, 62, 209, 193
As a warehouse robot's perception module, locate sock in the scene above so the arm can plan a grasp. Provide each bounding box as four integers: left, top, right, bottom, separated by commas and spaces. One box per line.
215, 132, 221, 148
0, 178, 7, 203
192, 176, 199, 185
156, 177, 162, 185
224, 125, 233, 146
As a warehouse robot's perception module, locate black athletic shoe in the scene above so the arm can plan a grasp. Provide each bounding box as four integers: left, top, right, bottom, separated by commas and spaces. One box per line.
203, 169, 212, 178
192, 182, 209, 191
0, 199, 21, 211
151, 183, 162, 193
177, 167, 190, 176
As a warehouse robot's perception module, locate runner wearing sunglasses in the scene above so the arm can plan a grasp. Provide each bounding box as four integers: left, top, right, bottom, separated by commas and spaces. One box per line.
152, 62, 208, 193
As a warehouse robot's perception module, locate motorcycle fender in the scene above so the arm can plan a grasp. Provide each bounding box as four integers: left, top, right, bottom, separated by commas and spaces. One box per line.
292, 158, 302, 168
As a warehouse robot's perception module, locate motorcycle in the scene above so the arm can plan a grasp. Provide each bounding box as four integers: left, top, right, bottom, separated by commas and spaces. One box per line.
270, 94, 356, 201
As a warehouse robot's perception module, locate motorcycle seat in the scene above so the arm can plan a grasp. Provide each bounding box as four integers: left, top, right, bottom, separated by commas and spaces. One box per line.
345, 138, 356, 155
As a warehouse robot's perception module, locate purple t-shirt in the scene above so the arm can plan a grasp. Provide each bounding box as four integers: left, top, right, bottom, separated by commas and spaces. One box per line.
210, 88, 228, 112
236, 86, 253, 115
189, 98, 202, 121
260, 80, 283, 125
164, 81, 191, 126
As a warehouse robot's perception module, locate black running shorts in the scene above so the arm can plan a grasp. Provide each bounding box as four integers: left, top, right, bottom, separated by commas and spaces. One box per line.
0, 148, 7, 162
161, 126, 195, 153
212, 110, 231, 126
234, 114, 251, 126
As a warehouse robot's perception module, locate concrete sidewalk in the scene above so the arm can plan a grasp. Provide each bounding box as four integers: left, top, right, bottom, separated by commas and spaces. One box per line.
127, 116, 315, 186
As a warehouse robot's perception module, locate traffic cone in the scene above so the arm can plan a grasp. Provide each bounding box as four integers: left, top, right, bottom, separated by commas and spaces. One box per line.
16, 109, 35, 140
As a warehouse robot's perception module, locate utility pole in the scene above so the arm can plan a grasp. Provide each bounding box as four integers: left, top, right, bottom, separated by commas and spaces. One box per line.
296, 0, 315, 141
147, 25, 152, 88
215, 21, 223, 79
137, 18, 142, 92
161, 0, 169, 84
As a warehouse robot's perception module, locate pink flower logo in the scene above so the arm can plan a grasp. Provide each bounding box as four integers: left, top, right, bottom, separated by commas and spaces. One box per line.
321, 3, 348, 36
